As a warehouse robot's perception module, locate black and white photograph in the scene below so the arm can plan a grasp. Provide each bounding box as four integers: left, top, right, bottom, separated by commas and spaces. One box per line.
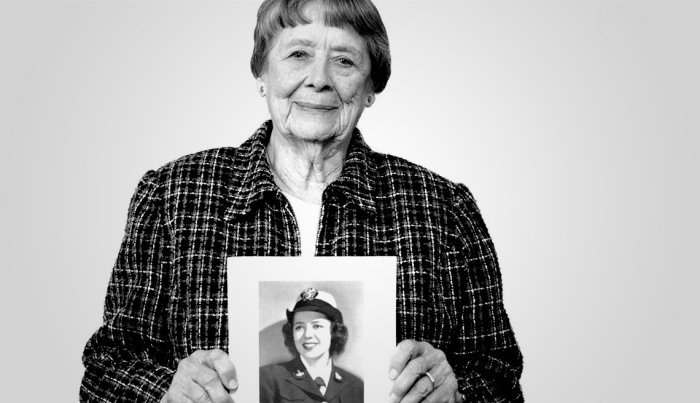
2, 0, 699, 402
259, 283, 364, 403
228, 256, 395, 402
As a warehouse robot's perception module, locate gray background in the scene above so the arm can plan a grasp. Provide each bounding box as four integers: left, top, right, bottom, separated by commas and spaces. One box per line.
1, 0, 699, 401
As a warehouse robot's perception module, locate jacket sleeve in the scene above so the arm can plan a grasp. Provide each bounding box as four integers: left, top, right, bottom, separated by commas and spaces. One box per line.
449, 184, 523, 402
259, 365, 279, 403
81, 170, 176, 402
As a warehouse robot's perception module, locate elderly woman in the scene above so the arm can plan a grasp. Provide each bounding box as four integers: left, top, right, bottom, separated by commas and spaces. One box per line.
81, 0, 523, 402
259, 288, 363, 402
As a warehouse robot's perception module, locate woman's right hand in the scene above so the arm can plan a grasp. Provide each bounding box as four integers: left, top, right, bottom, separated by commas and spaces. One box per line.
161, 349, 238, 403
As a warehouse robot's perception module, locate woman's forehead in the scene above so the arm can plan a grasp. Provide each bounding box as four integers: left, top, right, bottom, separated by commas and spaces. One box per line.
275, 2, 364, 45
276, 21, 365, 52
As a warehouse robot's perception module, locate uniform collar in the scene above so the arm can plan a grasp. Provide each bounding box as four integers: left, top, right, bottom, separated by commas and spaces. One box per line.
225, 121, 378, 220
299, 355, 332, 390
285, 355, 324, 399
285, 355, 350, 400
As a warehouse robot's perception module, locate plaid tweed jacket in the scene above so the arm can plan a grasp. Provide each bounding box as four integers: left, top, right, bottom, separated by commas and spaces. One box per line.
81, 121, 523, 402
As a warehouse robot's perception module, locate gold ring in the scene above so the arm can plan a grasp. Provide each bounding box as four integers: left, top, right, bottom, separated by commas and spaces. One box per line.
424, 371, 436, 391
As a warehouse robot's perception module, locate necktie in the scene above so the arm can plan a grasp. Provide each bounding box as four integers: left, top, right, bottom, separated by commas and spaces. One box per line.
314, 376, 326, 395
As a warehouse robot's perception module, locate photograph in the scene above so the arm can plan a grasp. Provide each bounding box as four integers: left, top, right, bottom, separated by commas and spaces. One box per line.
1, 0, 699, 402
228, 256, 395, 402
259, 283, 364, 402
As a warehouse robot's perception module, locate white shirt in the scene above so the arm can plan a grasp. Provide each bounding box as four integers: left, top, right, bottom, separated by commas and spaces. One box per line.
300, 355, 332, 395
282, 190, 322, 256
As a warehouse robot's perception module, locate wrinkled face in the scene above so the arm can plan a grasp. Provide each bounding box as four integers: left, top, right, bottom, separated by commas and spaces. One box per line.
258, 4, 374, 143
293, 311, 332, 360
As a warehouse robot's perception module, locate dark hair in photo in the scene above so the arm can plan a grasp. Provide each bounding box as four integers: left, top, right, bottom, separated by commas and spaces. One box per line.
282, 318, 349, 356
250, 0, 391, 93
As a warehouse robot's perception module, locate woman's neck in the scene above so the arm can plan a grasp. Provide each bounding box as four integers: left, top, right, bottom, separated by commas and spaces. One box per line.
266, 129, 351, 205
302, 352, 331, 370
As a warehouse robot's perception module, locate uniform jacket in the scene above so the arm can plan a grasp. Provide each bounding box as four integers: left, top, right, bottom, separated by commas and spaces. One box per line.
260, 356, 363, 403
80, 121, 523, 402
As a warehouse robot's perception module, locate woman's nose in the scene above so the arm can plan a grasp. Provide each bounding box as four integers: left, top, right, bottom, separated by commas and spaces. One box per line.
303, 325, 315, 338
306, 58, 331, 91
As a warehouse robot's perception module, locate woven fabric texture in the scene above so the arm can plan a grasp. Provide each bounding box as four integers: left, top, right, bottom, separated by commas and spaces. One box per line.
81, 121, 523, 402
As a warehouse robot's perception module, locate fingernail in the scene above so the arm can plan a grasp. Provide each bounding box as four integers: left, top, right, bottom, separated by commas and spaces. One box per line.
389, 393, 398, 403
229, 379, 238, 390
388, 369, 398, 380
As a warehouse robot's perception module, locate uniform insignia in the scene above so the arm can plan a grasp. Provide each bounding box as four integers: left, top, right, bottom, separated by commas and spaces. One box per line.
294, 369, 305, 379
334, 372, 343, 382
300, 288, 318, 301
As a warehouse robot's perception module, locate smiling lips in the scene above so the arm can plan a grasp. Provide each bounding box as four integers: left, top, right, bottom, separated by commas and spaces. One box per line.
295, 101, 338, 111
302, 342, 318, 350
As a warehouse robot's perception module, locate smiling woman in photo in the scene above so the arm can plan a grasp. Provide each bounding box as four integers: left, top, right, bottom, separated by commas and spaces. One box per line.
259, 288, 363, 403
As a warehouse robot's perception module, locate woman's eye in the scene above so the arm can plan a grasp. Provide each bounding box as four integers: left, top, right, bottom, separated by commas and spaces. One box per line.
290, 50, 307, 58
313, 324, 323, 329
337, 57, 355, 67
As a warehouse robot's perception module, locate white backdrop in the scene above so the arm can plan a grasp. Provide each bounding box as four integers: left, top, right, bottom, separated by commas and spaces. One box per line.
1, 0, 699, 401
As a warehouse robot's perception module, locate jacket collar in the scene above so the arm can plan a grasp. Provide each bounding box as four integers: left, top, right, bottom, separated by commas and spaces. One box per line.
284, 355, 351, 400
284, 355, 323, 399
323, 363, 351, 402
324, 124, 378, 214
225, 121, 377, 220
225, 121, 278, 220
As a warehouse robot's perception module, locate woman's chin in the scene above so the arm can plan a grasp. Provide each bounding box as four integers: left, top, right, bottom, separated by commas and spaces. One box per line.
285, 121, 349, 143
299, 349, 325, 360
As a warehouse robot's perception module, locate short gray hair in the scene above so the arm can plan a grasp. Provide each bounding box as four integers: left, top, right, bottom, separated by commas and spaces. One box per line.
250, 0, 391, 93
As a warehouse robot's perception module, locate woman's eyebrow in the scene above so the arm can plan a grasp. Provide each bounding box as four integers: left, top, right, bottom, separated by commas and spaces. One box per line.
283, 39, 361, 56
285, 38, 315, 47
331, 45, 361, 56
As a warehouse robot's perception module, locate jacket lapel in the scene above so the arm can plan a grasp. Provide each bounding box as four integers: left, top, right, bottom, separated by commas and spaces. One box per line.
224, 120, 279, 221
323, 363, 350, 401
224, 121, 380, 221
324, 127, 378, 215
284, 356, 325, 399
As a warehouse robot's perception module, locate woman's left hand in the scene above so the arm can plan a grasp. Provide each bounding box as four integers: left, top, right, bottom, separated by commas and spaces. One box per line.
388, 339, 460, 403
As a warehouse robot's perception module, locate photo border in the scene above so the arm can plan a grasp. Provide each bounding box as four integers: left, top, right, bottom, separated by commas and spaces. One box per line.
227, 256, 397, 402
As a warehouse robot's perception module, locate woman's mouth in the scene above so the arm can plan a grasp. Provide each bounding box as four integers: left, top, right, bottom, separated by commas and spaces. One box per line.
294, 101, 338, 111
302, 342, 318, 350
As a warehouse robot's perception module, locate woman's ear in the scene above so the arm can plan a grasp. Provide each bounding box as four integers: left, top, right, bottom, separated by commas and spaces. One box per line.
256, 77, 266, 97
365, 93, 375, 107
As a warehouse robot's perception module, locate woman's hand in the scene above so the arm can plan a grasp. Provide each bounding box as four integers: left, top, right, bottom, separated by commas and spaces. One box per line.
161, 349, 238, 403
388, 340, 461, 403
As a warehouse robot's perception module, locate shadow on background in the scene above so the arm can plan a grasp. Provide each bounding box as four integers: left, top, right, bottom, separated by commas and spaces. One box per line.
259, 319, 294, 366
